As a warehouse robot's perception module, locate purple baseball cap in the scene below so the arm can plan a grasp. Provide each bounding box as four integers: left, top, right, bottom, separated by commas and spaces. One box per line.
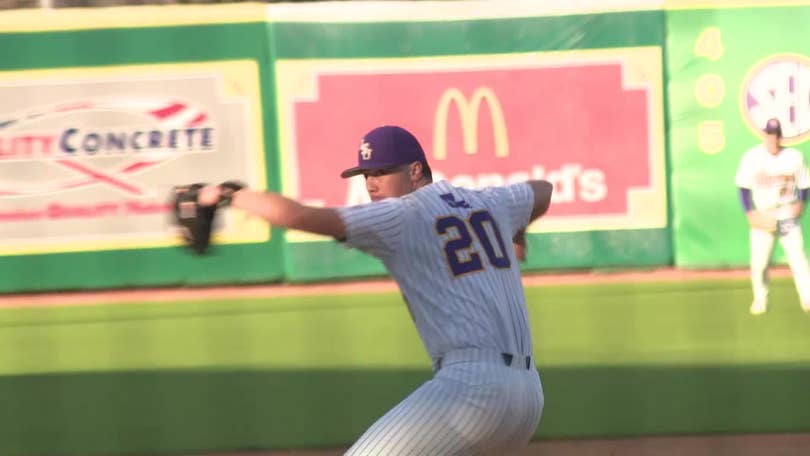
764, 117, 782, 136
340, 125, 430, 178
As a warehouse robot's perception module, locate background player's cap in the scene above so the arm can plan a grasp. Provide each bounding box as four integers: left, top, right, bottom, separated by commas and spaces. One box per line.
764, 117, 782, 136
340, 125, 430, 178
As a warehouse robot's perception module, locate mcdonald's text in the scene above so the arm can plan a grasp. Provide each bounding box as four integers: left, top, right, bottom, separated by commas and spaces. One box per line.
344, 162, 606, 206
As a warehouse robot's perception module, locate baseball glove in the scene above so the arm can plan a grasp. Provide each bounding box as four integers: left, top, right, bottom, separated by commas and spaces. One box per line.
171, 181, 244, 254
747, 211, 777, 233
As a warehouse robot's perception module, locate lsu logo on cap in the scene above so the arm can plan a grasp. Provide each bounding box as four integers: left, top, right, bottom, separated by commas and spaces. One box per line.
360, 139, 373, 160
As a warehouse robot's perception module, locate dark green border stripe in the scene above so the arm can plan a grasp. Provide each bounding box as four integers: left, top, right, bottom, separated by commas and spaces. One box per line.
0, 23, 268, 69
273, 11, 663, 58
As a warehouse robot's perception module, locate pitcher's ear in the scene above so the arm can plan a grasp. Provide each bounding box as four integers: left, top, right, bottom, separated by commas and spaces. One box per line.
410, 161, 424, 180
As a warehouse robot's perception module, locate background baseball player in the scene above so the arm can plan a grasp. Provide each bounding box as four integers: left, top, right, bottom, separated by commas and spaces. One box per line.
174, 125, 553, 455
735, 117, 810, 315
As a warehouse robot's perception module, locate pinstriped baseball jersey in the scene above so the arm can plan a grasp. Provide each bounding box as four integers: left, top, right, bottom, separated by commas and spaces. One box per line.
338, 180, 542, 455
337, 180, 535, 359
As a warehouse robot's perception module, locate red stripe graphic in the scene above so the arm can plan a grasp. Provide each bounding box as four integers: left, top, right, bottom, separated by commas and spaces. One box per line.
149, 102, 186, 120
55, 160, 144, 195
0, 159, 157, 196
119, 161, 159, 173
187, 113, 208, 127
55, 102, 93, 112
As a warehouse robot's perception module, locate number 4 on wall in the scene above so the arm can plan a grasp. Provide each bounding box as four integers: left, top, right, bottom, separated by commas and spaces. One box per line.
435, 210, 511, 277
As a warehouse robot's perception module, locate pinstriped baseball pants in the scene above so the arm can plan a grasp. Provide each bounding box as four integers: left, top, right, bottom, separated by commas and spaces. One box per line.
345, 349, 544, 456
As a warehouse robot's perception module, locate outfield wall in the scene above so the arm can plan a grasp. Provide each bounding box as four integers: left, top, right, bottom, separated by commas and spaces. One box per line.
0, 1, 671, 292
1, 0, 810, 292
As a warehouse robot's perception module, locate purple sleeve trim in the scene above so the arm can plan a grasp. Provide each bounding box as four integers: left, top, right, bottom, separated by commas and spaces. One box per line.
801, 189, 808, 202
739, 188, 753, 211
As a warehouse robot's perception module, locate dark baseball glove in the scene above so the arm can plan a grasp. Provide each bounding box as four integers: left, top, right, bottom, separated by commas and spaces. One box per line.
171, 181, 244, 254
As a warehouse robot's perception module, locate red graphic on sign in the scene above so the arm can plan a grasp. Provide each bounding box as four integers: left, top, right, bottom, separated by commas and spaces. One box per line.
292, 64, 654, 216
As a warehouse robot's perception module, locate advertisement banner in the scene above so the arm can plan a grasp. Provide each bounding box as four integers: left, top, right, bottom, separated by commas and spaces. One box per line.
0, 12, 284, 292
276, 48, 667, 241
667, 5, 810, 266
0, 60, 268, 255
271, 7, 670, 281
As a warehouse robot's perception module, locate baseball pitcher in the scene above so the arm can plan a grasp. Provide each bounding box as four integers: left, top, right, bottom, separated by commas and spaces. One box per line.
735, 118, 810, 315
172, 125, 552, 454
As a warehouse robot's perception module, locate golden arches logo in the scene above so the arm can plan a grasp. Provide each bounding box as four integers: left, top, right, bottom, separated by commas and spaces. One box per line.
433, 87, 509, 160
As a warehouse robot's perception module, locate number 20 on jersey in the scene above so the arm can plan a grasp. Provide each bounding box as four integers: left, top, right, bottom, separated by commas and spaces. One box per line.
435, 210, 511, 277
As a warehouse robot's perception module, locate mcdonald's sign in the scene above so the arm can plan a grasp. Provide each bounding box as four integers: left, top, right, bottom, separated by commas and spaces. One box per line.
277, 47, 666, 238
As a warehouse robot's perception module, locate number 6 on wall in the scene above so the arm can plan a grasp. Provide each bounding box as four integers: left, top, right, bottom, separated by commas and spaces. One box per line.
435, 210, 511, 277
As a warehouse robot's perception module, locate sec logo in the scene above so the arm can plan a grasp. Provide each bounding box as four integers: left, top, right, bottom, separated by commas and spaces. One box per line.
741, 54, 810, 144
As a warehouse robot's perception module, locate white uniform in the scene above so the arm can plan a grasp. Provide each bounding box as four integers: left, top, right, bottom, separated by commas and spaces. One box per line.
337, 180, 543, 455
735, 144, 810, 310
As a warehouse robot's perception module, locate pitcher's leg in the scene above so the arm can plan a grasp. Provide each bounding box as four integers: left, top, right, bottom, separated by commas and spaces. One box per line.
346, 375, 505, 456
510, 369, 544, 451
478, 368, 544, 456
345, 380, 452, 456
750, 228, 776, 314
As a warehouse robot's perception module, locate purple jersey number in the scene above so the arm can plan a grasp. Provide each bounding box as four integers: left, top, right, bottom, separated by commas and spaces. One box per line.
435, 210, 511, 277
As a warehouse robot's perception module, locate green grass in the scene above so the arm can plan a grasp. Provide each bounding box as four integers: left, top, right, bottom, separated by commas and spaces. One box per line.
0, 277, 809, 455
2, 278, 808, 373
